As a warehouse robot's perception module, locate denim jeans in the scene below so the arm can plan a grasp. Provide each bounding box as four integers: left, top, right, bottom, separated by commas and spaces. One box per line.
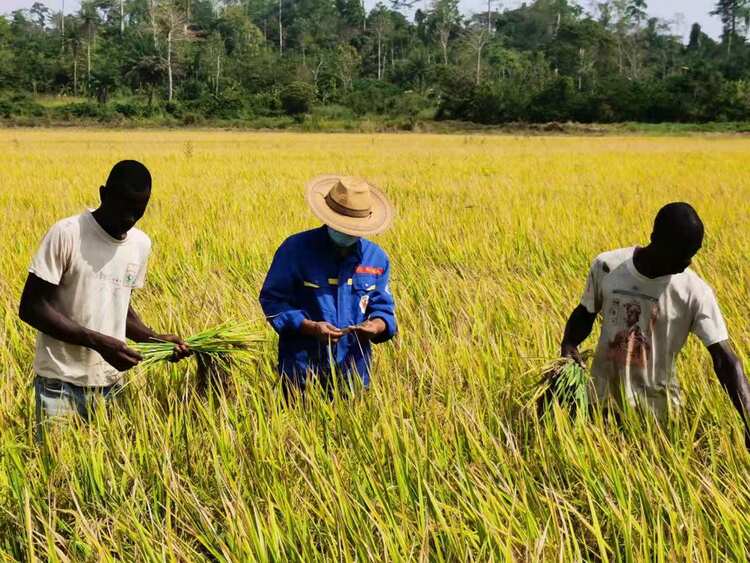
34, 375, 122, 440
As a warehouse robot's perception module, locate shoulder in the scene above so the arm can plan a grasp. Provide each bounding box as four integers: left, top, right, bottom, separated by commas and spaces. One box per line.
679, 268, 716, 300
590, 247, 633, 274
128, 227, 152, 252
278, 228, 321, 252
268, 229, 321, 268
39, 215, 82, 248
361, 238, 389, 264
49, 214, 82, 237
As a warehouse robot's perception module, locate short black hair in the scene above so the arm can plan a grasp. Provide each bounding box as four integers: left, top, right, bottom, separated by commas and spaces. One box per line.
652, 202, 704, 249
105, 160, 152, 193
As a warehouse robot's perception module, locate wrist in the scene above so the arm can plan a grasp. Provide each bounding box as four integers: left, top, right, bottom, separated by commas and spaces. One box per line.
299, 319, 317, 336
369, 317, 387, 334
561, 340, 576, 353
132, 327, 158, 343
147, 331, 164, 342
83, 329, 106, 351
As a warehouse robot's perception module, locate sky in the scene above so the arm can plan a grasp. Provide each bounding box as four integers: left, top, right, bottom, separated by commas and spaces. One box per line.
0, 0, 723, 40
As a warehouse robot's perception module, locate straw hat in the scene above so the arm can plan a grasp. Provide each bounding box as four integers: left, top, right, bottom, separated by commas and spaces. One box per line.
305, 175, 394, 237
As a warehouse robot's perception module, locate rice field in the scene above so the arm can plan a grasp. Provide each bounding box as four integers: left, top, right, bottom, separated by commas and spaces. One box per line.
1, 129, 750, 560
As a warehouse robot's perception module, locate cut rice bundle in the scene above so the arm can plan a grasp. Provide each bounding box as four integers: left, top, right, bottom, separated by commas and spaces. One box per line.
532, 353, 591, 420
134, 321, 265, 368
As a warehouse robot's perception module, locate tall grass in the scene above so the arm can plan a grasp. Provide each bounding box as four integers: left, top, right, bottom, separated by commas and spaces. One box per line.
0, 130, 749, 559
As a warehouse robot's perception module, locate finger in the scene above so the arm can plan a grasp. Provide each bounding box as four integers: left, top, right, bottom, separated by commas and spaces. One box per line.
123, 356, 140, 368
124, 347, 143, 362
326, 328, 344, 337
170, 344, 190, 361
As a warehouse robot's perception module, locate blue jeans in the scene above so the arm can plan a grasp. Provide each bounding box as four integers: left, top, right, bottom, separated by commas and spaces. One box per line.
34, 375, 122, 440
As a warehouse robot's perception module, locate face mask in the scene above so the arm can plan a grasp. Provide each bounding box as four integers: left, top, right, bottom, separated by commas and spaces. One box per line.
327, 227, 360, 248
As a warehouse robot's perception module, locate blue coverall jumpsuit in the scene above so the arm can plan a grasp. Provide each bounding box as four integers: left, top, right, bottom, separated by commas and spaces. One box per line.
260, 226, 397, 391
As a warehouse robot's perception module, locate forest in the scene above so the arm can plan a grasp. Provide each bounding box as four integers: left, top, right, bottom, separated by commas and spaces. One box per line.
0, 0, 749, 126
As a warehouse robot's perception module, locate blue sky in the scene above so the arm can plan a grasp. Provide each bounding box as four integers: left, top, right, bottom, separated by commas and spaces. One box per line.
1, 0, 723, 40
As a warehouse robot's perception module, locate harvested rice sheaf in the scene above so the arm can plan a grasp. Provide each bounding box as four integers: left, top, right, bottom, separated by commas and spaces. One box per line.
533, 353, 592, 420
134, 321, 265, 368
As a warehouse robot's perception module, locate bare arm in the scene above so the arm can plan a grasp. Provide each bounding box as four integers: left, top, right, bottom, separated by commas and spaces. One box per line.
18, 273, 142, 371
560, 305, 597, 363
127, 304, 190, 359
126, 305, 157, 343
708, 340, 750, 449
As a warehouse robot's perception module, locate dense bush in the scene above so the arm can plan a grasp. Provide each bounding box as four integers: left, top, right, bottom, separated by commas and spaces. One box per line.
51, 101, 114, 121
113, 100, 140, 118
280, 81, 316, 115
432, 71, 750, 125
0, 94, 46, 118
345, 80, 402, 115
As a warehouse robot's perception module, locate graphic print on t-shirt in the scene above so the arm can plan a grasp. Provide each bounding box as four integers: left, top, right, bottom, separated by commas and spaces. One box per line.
125, 263, 139, 288
605, 290, 659, 369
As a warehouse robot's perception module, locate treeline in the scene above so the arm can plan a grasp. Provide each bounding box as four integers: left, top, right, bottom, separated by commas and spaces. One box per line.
0, 0, 749, 126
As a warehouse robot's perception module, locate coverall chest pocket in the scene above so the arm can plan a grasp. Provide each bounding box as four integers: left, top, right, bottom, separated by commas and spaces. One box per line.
352, 275, 377, 317
302, 278, 337, 317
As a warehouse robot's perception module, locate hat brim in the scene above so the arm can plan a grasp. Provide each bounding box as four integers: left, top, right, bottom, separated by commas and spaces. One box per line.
305, 175, 394, 237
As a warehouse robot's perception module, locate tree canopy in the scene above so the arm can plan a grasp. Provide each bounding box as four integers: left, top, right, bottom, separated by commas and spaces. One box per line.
0, 0, 749, 124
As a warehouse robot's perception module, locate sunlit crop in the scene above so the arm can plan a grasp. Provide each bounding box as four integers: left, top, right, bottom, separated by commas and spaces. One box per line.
1, 129, 749, 560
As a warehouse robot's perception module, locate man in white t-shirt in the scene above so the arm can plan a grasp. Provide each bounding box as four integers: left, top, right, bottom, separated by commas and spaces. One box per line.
19, 160, 190, 429
560, 202, 750, 446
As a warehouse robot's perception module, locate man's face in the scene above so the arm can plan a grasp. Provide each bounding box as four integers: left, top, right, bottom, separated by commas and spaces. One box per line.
100, 185, 151, 235
651, 238, 701, 275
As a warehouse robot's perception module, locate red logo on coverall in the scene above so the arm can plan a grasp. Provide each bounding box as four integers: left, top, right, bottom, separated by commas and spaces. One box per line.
355, 266, 384, 275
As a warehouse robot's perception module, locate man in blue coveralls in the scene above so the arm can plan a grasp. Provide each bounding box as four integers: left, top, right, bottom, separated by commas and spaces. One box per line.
260, 175, 397, 396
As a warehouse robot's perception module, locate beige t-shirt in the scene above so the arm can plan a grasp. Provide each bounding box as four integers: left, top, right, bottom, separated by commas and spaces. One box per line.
580, 247, 728, 418
29, 211, 151, 387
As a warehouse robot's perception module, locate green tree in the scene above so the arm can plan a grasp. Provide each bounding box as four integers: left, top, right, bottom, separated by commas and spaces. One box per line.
712, 0, 750, 54
428, 0, 460, 65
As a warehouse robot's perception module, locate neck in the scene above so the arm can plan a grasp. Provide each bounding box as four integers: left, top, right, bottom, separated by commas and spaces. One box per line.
332, 242, 356, 259
91, 207, 126, 240
632, 245, 665, 279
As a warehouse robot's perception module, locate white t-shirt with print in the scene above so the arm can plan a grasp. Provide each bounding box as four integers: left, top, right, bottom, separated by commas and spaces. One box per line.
580, 247, 728, 418
29, 211, 151, 387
